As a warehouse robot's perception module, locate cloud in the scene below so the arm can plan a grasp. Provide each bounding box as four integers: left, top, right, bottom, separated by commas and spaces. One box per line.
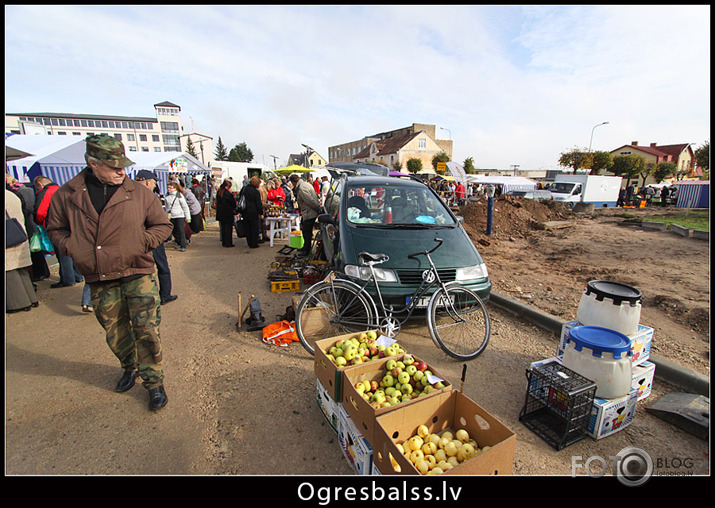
4, 5, 710, 169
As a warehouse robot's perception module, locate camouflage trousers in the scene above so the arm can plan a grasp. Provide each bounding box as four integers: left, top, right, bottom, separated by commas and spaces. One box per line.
89, 274, 164, 389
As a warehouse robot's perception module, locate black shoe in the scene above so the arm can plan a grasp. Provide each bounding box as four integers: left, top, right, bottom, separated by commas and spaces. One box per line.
161, 295, 178, 305
115, 370, 139, 393
149, 386, 168, 411
50, 282, 74, 288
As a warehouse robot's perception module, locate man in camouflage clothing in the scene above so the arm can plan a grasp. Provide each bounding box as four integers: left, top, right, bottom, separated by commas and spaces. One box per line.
46, 135, 173, 411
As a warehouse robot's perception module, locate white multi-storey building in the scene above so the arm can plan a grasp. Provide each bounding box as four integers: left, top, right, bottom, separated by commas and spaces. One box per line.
5, 101, 194, 155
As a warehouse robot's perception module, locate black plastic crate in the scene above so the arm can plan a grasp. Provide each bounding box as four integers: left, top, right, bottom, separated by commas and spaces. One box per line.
519, 361, 597, 450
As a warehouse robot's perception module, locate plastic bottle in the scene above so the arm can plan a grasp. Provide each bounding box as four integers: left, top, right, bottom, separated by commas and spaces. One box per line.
385, 206, 392, 224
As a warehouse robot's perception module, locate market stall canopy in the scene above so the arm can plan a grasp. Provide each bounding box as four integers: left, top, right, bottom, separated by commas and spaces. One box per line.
467, 175, 537, 194
126, 152, 211, 194
274, 164, 313, 174
673, 180, 709, 208
5, 134, 87, 183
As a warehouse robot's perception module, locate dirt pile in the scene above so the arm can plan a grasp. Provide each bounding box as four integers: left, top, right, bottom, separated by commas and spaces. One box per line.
459, 195, 572, 245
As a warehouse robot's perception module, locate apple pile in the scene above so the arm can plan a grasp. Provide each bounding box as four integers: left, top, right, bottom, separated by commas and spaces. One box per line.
352, 354, 447, 408
394, 425, 490, 475
324, 331, 405, 367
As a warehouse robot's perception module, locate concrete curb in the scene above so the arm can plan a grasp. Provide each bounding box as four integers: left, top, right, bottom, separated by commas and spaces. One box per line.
488, 291, 710, 397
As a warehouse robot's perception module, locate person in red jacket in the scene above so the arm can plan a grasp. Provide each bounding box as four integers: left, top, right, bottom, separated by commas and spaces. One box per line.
33, 176, 84, 288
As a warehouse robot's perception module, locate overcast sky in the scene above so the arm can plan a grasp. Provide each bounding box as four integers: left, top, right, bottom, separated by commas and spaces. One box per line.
4, 4, 710, 170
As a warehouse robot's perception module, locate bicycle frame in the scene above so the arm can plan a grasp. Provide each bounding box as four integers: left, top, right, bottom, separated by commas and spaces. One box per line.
334, 238, 452, 328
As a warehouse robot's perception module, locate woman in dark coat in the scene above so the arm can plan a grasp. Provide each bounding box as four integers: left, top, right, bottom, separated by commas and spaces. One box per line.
242, 176, 264, 249
215, 179, 237, 247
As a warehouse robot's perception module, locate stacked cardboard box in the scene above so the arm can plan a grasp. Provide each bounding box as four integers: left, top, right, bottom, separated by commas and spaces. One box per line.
312, 331, 516, 475
524, 319, 656, 442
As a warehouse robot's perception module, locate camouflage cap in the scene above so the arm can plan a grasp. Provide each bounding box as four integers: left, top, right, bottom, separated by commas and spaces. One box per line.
86, 134, 134, 168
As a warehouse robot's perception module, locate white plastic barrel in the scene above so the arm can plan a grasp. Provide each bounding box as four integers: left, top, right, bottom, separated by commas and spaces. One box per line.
576, 280, 642, 336
562, 326, 633, 399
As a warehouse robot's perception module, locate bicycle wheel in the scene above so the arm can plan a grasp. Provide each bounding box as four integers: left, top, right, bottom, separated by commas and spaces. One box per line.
295, 280, 376, 355
426, 285, 490, 361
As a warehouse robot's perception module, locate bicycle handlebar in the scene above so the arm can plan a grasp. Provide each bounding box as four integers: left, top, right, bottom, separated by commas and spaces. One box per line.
408, 237, 443, 259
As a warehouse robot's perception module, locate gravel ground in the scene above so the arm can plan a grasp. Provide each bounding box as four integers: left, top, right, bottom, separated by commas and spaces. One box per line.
5, 213, 709, 484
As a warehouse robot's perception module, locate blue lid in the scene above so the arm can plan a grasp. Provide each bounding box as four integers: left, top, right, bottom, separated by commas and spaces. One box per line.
567, 326, 632, 359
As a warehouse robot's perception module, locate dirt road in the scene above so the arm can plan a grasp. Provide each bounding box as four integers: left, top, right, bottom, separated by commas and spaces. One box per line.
5, 205, 709, 480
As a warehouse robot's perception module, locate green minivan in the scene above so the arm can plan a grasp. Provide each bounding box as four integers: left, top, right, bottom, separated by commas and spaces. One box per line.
317, 163, 491, 308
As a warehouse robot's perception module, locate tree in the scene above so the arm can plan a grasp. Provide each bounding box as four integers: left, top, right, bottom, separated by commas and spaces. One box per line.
463, 157, 476, 174
590, 151, 613, 175
654, 161, 676, 183
185, 137, 198, 158
694, 140, 709, 175
214, 136, 229, 161
406, 157, 423, 174
228, 142, 253, 163
431, 152, 450, 173
558, 147, 593, 173
611, 155, 645, 187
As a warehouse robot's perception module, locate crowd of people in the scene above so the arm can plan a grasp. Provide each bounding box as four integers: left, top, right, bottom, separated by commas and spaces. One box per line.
617, 183, 679, 207
211, 172, 321, 255
6, 132, 326, 413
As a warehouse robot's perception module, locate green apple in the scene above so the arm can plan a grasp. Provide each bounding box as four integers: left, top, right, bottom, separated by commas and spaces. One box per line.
382, 374, 395, 387
401, 383, 413, 395
398, 371, 411, 385
366, 330, 377, 340
412, 370, 424, 382
386, 359, 397, 371
385, 386, 396, 397
335, 356, 347, 366
405, 365, 417, 376
396, 361, 405, 370
343, 348, 357, 361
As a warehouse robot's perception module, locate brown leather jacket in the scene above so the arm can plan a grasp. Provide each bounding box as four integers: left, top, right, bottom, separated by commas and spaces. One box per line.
45, 168, 173, 283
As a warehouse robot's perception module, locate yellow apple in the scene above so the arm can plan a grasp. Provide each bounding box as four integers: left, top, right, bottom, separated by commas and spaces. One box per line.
455, 428, 470, 443
417, 424, 429, 438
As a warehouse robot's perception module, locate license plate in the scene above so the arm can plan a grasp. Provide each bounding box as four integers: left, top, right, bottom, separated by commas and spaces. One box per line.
408, 294, 454, 309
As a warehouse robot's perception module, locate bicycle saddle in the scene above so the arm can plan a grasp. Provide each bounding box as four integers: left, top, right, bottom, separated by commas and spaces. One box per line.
358, 251, 389, 265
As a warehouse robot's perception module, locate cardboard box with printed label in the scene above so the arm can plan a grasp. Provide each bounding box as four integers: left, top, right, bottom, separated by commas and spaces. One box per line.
588, 389, 638, 439
342, 354, 452, 445
316, 378, 340, 433
337, 403, 373, 475
632, 360, 655, 401
373, 390, 516, 475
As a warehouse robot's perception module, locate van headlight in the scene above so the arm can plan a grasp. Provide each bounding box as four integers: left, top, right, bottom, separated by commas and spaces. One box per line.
456, 263, 488, 281
345, 264, 398, 282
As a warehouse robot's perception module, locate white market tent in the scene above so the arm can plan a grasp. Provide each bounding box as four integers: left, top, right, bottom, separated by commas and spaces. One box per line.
466, 174, 537, 194
125, 152, 211, 194
5, 134, 210, 194
5, 134, 87, 184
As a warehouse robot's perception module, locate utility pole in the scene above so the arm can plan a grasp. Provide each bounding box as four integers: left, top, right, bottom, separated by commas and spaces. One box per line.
269, 155, 279, 171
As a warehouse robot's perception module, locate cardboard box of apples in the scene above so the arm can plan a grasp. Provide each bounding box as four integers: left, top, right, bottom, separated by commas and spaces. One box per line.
373, 390, 516, 475
314, 330, 408, 403
341, 351, 452, 444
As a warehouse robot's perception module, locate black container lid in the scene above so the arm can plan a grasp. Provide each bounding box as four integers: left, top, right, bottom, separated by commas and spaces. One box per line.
584, 280, 642, 306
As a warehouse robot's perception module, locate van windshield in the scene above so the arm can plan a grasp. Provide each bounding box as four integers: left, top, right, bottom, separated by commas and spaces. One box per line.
550, 182, 576, 194
344, 183, 455, 226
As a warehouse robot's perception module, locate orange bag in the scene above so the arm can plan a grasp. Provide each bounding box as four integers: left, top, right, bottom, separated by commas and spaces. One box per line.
262, 320, 298, 347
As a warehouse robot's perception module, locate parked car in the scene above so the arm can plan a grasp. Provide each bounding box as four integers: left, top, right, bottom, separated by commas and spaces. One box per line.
316, 163, 491, 308
508, 189, 553, 201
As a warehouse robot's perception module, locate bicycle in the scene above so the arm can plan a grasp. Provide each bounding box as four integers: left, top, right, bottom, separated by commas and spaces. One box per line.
295, 238, 490, 361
